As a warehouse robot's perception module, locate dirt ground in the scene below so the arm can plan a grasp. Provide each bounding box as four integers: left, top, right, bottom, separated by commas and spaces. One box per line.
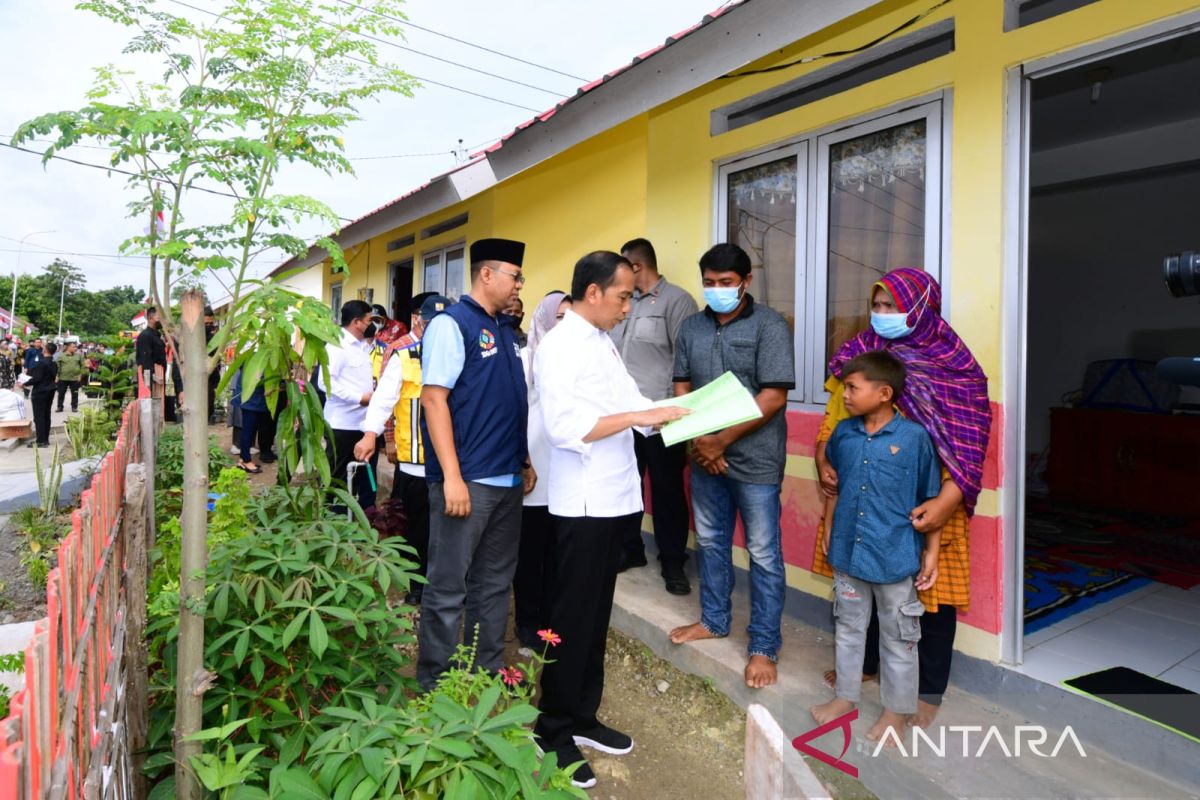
0, 518, 48, 624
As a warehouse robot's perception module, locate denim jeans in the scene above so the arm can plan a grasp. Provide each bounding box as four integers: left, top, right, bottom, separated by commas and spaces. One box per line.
690, 469, 785, 661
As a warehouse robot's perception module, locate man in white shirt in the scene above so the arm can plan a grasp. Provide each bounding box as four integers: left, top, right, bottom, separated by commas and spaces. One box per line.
533, 250, 688, 790
323, 299, 376, 510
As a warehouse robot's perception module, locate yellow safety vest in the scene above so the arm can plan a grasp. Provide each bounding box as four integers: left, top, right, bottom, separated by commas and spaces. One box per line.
393, 345, 425, 465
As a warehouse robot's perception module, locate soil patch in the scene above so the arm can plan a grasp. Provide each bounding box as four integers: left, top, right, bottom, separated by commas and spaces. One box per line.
0, 518, 49, 624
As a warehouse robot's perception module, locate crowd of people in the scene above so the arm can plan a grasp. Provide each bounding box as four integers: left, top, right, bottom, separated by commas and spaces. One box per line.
0, 334, 117, 447
134, 235, 990, 790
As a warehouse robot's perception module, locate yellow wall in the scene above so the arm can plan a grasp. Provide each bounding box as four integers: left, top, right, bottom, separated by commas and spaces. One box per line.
492, 115, 650, 303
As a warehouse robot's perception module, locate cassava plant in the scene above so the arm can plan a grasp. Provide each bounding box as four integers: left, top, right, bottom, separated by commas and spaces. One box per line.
13, 2, 416, 793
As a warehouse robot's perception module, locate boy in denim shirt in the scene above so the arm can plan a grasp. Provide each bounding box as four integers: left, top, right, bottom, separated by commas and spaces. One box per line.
810, 351, 942, 742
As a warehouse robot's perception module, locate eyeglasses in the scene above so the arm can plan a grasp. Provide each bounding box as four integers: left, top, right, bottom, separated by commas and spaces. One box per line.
491, 266, 526, 285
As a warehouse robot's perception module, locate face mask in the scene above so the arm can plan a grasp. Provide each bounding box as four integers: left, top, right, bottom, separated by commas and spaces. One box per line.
704, 284, 742, 314
363, 323, 377, 339
870, 286, 930, 339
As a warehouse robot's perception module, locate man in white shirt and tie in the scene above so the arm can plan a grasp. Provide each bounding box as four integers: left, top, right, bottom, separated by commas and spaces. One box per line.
323, 299, 377, 510
533, 250, 688, 789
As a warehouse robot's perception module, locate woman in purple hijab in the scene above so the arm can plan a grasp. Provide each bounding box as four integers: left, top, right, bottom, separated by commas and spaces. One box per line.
812, 267, 992, 727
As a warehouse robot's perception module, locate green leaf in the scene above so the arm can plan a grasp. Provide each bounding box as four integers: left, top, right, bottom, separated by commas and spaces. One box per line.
429, 737, 478, 759
280, 609, 308, 649
147, 775, 176, 800
270, 767, 329, 800
309, 612, 329, 659
473, 684, 501, 727
479, 732, 525, 771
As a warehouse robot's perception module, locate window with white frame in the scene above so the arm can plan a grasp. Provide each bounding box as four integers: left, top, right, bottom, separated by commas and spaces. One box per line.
330, 282, 343, 322
421, 243, 466, 299
717, 99, 944, 406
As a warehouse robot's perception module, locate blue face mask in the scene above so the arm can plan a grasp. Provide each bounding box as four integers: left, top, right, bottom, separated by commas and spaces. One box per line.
870, 286, 930, 339
704, 284, 742, 314
870, 311, 913, 340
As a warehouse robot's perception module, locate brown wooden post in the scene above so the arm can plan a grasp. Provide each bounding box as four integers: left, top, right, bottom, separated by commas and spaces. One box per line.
123, 463, 149, 800
173, 291, 210, 800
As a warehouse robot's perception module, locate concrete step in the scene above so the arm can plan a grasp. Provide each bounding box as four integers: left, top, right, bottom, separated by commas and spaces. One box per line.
610, 564, 1199, 800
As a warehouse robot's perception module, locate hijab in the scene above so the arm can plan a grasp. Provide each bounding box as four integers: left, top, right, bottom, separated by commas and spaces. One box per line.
829, 268, 992, 513
527, 291, 568, 360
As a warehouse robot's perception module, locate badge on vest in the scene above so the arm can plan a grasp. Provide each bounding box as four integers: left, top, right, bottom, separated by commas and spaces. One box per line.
479, 328, 498, 358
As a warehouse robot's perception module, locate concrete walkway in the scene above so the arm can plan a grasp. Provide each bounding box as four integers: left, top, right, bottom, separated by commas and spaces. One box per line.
611, 564, 1199, 799
0, 399, 104, 512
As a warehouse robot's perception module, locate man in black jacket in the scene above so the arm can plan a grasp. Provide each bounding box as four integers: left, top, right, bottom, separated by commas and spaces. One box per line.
26, 342, 58, 448
135, 307, 167, 390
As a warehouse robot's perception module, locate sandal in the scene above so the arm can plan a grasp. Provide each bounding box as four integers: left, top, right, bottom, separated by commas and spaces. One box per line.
236, 463, 262, 474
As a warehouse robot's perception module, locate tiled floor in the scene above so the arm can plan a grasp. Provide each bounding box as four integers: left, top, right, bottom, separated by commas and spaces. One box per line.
1015, 580, 1200, 693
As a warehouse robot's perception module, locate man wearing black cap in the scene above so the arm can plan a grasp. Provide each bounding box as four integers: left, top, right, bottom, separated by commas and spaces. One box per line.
416, 238, 535, 690
355, 291, 452, 605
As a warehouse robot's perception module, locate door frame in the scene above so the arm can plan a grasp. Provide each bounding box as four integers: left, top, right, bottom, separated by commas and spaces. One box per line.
1001, 11, 1200, 666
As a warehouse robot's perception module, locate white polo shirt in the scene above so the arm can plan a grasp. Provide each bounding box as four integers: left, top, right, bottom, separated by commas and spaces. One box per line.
323, 328, 375, 431
533, 309, 654, 518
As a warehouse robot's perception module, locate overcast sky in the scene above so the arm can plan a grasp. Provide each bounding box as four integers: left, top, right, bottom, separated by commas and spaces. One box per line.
0, 0, 730, 300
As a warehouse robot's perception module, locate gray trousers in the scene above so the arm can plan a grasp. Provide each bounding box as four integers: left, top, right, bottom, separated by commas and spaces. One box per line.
417, 481, 523, 690
833, 571, 924, 714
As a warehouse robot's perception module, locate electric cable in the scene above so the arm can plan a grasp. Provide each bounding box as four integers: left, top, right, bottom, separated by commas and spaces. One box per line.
333, 0, 587, 82
720, 0, 952, 79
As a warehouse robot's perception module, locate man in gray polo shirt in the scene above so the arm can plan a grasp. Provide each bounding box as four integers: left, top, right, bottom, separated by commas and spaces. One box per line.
668, 242, 794, 690
609, 238, 699, 595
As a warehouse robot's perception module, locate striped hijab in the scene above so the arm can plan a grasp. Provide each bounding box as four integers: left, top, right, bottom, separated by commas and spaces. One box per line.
829, 268, 992, 514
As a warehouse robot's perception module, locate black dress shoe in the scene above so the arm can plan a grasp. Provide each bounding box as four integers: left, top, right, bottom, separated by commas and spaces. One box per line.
258, 450, 278, 463
617, 551, 648, 573
662, 563, 691, 596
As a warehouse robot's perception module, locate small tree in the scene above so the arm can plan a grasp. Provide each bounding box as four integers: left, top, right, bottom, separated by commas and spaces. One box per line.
14, 1, 415, 796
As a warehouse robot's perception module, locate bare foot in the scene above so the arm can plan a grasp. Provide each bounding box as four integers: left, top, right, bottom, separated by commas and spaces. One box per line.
669, 622, 717, 645
822, 669, 879, 690
866, 709, 908, 744
745, 655, 777, 689
909, 699, 941, 729
810, 697, 855, 725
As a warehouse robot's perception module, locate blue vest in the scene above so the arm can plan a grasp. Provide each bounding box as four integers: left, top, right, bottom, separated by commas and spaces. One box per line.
421, 295, 528, 483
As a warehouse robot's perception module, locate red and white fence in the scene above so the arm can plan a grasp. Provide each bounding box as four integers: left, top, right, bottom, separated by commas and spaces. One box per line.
0, 376, 155, 799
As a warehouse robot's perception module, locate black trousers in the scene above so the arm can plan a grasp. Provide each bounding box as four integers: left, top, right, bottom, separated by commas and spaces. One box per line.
623, 431, 690, 567
861, 602, 958, 704
327, 428, 377, 511
207, 369, 220, 420
513, 505, 554, 647
31, 390, 54, 445
55, 380, 79, 411
257, 408, 278, 454
393, 468, 430, 576
536, 512, 639, 748
239, 409, 264, 462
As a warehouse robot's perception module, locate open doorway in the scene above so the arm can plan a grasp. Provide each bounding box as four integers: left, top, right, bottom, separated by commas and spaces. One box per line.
1019, 31, 1200, 704
390, 258, 414, 323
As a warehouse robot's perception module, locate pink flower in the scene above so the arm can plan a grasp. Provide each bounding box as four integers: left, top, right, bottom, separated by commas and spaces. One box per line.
499, 666, 524, 686
537, 629, 561, 647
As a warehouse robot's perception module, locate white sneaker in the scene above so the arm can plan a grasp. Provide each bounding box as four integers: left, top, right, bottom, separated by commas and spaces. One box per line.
229, 445, 240, 455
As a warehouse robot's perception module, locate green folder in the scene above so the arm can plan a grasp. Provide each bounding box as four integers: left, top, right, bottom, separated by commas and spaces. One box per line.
652, 371, 763, 447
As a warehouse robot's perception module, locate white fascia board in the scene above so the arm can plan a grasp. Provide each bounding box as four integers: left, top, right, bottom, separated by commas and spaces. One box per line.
448, 158, 496, 199
487, 0, 881, 182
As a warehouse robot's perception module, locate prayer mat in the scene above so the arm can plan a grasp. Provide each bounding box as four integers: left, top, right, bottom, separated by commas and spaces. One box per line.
1026, 498, 1200, 590
1024, 545, 1150, 634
